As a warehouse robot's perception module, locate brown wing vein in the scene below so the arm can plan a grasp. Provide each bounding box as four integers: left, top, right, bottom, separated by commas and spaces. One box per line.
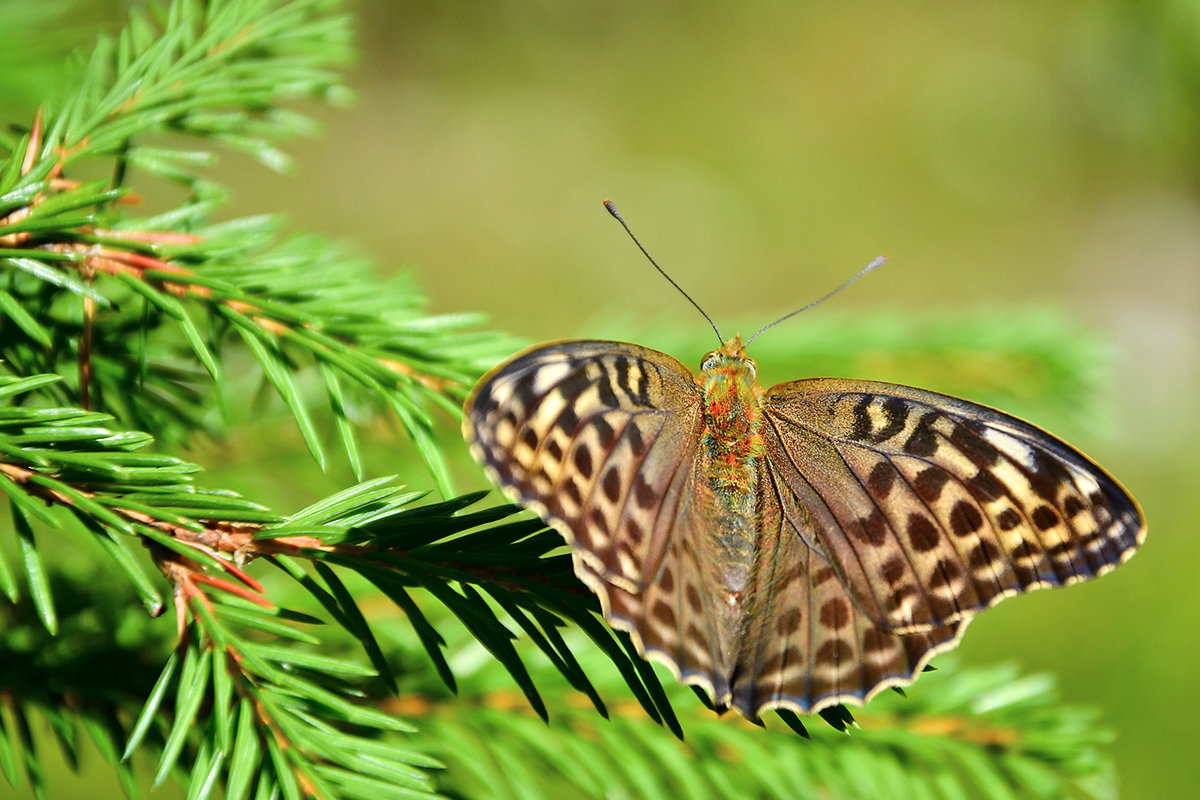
761, 410, 914, 632
763, 379, 1144, 637
857, 441, 1011, 612
829, 435, 977, 625
930, 419, 1083, 585
826, 433, 1007, 621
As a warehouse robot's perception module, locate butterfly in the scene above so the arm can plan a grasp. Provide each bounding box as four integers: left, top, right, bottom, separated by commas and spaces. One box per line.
462, 206, 1145, 721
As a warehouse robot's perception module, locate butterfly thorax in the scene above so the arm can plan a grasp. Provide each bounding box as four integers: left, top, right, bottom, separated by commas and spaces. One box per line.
698, 336, 766, 598
700, 338, 766, 493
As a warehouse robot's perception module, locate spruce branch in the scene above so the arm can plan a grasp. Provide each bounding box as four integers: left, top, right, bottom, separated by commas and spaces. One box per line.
0, 0, 505, 491
362, 591, 1117, 800
0, 367, 668, 796
3, 466, 1114, 798
0, 2, 1130, 799
407, 659, 1115, 800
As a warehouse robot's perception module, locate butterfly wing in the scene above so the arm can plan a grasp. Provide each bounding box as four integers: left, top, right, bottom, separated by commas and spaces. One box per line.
760, 378, 1145, 636
464, 341, 737, 695
729, 460, 967, 716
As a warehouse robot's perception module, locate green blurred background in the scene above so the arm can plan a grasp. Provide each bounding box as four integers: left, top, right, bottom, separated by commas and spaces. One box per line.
13, 0, 1200, 797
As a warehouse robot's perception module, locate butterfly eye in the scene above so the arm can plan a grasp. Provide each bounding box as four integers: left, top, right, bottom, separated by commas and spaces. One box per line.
701, 352, 720, 371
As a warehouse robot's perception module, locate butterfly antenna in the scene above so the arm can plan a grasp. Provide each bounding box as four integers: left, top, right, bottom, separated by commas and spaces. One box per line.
604, 199, 723, 344
745, 254, 889, 346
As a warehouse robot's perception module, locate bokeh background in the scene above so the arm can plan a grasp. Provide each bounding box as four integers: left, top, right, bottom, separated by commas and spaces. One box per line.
14, 1, 1200, 797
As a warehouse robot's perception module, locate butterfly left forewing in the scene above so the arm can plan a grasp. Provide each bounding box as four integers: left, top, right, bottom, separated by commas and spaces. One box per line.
761, 378, 1145, 634
466, 341, 746, 696
465, 341, 704, 589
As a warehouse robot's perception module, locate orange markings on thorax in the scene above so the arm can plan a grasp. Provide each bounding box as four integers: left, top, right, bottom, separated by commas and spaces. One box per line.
700, 336, 765, 496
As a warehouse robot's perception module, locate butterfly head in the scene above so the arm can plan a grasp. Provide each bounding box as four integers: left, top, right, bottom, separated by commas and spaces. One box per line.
701, 335, 756, 379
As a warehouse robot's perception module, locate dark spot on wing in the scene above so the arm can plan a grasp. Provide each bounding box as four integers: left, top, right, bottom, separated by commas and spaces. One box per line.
556, 404, 579, 435
685, 585, 703, 613
849, 395, 874, 441
881, 557, 907, 585
1025, 448, 1067, 502
813, 566, 837, 585
1032, 505, 1060, 531
520, 427, 539, 450
573, 447, 594, 478
634, 474, 658, 509
819, 598, 851, 629
1063, 495, 1085, 518
968, 539, 1004, 572
913, 467, 950, 502
949, 501, 985, 538
863, 627, 892, 654
816, 638, 851, 665
949, 422, 1000, 466
853, 509, 889, 546
651, 599, 677, 631
907, 513, 941, 553
867, 461, 896, 498
904, 413, 939, 457
602, 468, 621, 503
657, 566, 674, 592
625, 424, 646, 457
966, 470, 1006, 502
996, 508, 1021, 531
776, 608, 803, 635
592, 417, 616, 448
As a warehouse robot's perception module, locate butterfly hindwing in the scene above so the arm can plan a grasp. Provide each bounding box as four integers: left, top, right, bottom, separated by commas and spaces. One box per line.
761, 378, 1145, 634
573, 495, 737, 704
729, 463, 966, 716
